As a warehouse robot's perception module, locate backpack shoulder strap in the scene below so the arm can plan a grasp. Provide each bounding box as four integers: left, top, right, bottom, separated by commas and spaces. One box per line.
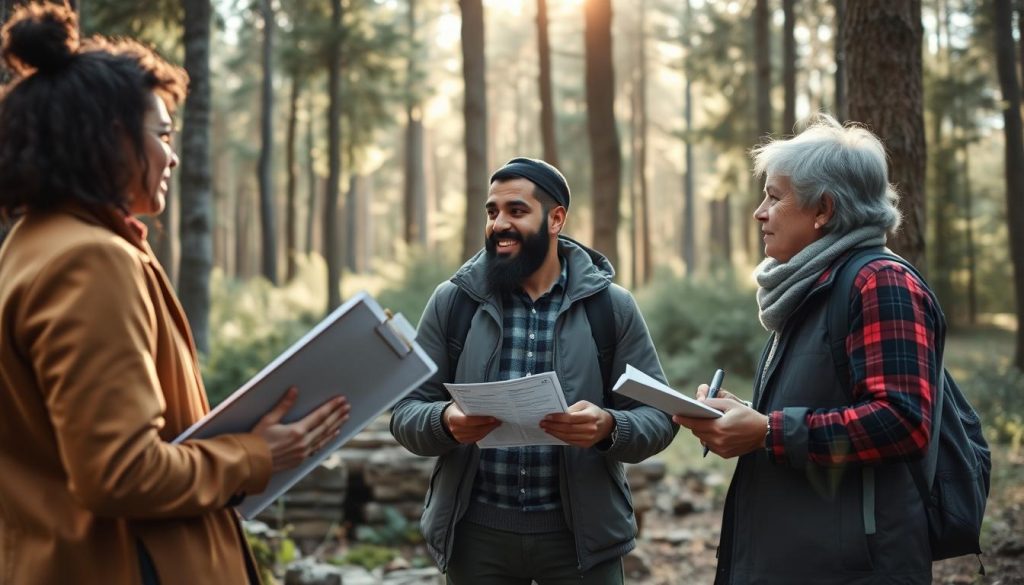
446, 286, 478, 375
583, 287, 616, 407
826, 247, 946, 515
827, 247, 895, 389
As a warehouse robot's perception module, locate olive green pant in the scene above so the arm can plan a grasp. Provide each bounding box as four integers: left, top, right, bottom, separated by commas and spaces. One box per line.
445, 521, 625, 585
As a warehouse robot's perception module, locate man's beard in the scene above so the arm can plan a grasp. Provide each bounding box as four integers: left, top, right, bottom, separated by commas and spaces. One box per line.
484, 217, 551, 294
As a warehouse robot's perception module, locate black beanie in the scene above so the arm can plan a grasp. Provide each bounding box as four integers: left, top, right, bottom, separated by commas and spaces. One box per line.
490, 157, 571, 209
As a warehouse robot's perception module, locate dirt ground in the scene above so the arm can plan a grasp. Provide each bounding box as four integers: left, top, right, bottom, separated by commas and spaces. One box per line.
624, 448, 1024, 585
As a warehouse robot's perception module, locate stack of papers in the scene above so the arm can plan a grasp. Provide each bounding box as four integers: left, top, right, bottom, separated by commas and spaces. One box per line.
612, 365, 722, 418
444, 372, 568, 448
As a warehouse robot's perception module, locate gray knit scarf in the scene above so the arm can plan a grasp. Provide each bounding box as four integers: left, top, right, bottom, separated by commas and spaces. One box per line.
754, 226, 887, 332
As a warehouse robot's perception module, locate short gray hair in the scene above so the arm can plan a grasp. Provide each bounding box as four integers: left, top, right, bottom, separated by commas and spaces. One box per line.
751, 113, 902, 235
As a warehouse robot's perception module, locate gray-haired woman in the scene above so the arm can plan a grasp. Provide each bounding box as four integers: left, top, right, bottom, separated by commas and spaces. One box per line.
675, 114, 938, 584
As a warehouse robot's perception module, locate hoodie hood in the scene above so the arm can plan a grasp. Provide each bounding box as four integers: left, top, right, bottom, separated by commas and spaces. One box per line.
451, 235, 614, 305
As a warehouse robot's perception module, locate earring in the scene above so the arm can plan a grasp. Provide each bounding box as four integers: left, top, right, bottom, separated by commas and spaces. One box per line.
814, 222, 821, 229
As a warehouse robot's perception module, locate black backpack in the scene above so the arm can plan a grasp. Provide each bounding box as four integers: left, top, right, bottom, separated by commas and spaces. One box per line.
827, 247, 992, 563
446, 286, 617, 406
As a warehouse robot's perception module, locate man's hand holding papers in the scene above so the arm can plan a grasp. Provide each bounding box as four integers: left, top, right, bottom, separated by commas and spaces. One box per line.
443, 372, 570, 448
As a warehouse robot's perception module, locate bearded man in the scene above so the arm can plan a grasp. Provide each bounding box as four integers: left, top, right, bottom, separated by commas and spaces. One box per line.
390, 157, 677, 585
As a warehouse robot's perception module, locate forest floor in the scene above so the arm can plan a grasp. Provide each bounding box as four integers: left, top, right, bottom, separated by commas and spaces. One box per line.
623, 323, 1024, 585
626, 446, 1024, 585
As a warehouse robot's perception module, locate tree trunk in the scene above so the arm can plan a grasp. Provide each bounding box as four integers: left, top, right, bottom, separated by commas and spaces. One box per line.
459, 0, 488, 261
403, 0, 427, 246
584, 0, 621, 269
635, 0, 650, 284
1017, 0, 1024, 88
682, 0, 695, 277
178, 0, 214, 354
345, 171, 358, 272
460, 0, 487, 261
147, 182, 177, 285
755, 0, 772, 139
537, 0, 559, 167
961, 143, 977, 326
846, 0, 926, 270
993, 0, 1024, 370
305, 97, 317, 256
324, 0, 344, 312
285, 76, 300, 282
257, 0, 278, 285
783, 0, 797, 133
833, 0, 847, 121
235, 178, 251, 280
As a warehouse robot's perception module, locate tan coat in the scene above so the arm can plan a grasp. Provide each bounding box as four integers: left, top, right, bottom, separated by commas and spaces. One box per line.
0, 205, 273, 584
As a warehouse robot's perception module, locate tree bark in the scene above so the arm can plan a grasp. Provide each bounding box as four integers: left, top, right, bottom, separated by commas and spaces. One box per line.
846, 0, 926, 270
635, 0, 650, 284
285, 76, 300, 282
682, 0, 695, 277
993, 0, 1024, 370
459, 0, 488, 261
305, 99, 317, 256
403, 0, 427, 246
178, 0, 214, 354
584, 0, 621, 269
833, 0, 847, 121
257, 0, 278, 284
536, 0, 559, 167
324, 0, 344, 311
783, 0, 797, 133
754, 0, 772, 139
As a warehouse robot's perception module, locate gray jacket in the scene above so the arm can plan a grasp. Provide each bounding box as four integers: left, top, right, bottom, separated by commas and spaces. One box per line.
390, 237, 677, 572
715, 262, 933, 585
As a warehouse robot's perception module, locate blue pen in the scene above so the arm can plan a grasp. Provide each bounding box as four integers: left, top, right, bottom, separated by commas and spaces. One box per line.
702, 369, 725, 458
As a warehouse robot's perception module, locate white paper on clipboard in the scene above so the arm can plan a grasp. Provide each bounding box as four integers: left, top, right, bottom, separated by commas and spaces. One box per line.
173, 291, 437, 519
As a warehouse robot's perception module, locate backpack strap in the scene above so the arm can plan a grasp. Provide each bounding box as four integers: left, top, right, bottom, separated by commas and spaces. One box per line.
445, 285, 616, 407
583, 287, 616, 408
826, 246, 946, 536
446, 287, 478, 375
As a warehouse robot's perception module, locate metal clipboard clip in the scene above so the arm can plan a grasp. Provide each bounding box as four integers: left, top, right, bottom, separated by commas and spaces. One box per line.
376, 309, 416, 357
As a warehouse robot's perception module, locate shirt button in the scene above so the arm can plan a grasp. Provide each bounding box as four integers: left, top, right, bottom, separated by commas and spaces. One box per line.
531, 308, 537, 314
521, 468, 526, 475
520, 488, 526, 494
529, 333, 535, 340
527, 352, 533, 357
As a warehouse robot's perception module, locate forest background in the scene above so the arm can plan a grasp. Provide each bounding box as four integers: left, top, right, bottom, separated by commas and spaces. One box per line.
1, 0, 1023, 579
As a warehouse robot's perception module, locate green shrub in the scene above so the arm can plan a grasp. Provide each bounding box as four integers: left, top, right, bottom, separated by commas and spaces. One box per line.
959, 361, 1024, 449
636, 272, 766, 394
201, 250, 458, 405
334, 544, 398, 570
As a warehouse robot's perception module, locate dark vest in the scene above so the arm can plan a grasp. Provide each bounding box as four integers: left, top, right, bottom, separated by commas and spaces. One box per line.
715, 274, 932, 585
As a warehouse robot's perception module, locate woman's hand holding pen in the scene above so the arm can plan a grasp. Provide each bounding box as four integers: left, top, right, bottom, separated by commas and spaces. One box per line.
673, 385, 768, 459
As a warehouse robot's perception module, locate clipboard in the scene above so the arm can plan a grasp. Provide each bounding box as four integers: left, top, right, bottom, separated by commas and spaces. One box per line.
173, 291, 437, 519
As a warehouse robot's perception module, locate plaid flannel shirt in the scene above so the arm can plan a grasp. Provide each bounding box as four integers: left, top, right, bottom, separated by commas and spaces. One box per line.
471, 260, 568, 513
766, 259, 937, 466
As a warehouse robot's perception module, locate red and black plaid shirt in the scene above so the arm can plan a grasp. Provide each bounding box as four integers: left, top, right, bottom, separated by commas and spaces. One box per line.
766, 259, 938, 466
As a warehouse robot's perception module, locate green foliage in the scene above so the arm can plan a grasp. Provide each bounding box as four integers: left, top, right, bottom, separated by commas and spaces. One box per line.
202, 259, 325, 405
334, 544, 398, 570
352, 505, 423, 546
961, 362, 1024, 450
371, 247, 460, 327
245, 530, 300, 583
202, 250, 456, 405
636, 272, 766, 394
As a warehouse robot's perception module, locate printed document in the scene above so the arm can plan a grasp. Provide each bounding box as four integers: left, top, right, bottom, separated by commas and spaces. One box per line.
613, 364, 722, 418
444, 372, 568, 448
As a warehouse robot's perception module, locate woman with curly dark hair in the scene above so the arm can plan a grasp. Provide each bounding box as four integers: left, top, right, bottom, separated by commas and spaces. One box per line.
0, 4, 350, 583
